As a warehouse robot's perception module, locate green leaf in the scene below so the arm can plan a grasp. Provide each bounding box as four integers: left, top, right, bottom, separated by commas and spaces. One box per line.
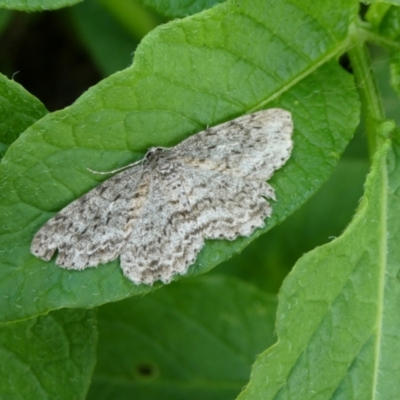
0, 0, 82, 11
88, 275, 277, 400
140, 0, 226, 18
0, 73, 47, 159
365, 4, 400, 99
237, 131, 400, 399
0, 0, 360, 324
0, 309, 97, 400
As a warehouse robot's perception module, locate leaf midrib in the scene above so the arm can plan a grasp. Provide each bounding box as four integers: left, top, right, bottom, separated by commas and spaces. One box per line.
372, 148, 388, 400
250, 36, 352, 113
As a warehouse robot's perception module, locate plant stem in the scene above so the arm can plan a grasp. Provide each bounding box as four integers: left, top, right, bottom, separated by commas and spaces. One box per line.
348, 26, 386, 157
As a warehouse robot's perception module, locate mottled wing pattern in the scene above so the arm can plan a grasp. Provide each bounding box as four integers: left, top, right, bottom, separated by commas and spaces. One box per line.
161, 108, 293, 244
120, 167, 272, 285
176, 163, 274, 240
31, 166, 147, 269
119, 110, 293, 284
120, 164, 203, 285
31, 108, 293, 285
170, 108, 293, 179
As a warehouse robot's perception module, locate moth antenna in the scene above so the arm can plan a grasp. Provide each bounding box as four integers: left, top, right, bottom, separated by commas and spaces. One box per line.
87, 159, 143, 175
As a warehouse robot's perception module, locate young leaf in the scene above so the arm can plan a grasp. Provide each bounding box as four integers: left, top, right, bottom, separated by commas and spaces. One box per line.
237, 131, 400, 399
0, 0, 359, 323
88, 275, 277, 400
0, 309, 97, 400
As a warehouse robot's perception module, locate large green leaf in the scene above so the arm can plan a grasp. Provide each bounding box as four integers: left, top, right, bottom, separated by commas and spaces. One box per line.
88, 275, 277, 400
0, 0, 359, 323
0, 73, 47, 158
237, 130, 400, 399
0, 309, 97, 400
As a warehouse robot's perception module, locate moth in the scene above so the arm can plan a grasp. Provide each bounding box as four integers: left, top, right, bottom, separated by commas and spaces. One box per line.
31, 108, 293, 285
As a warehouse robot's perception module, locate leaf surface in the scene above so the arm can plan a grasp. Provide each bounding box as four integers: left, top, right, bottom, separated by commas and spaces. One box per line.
88, 275, 276, 400
237, 132, 400, 399
0, 309, 97, 400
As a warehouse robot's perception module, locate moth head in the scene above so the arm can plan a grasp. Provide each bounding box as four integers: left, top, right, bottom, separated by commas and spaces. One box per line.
145, 147, 165, 163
